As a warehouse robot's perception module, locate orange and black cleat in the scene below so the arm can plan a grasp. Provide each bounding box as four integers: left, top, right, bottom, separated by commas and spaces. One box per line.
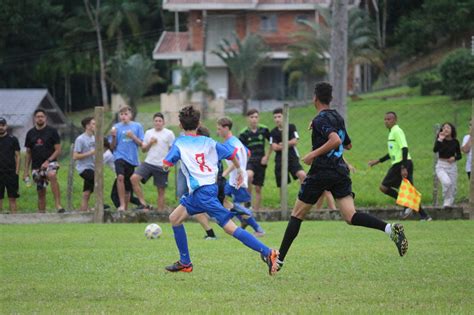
266, 249, 279, 276
165, 261, 193, 273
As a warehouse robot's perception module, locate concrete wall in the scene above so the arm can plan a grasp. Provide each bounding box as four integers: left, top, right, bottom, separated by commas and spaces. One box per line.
207, 67, 228, 99
160, 91, 225, 126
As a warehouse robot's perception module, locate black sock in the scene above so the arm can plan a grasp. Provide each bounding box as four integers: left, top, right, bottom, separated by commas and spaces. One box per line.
278, 216, 303, 262
206, 229, 215, 237
351, 212, 387, 232
385, 188, 398, 200
418, 206, 429, 218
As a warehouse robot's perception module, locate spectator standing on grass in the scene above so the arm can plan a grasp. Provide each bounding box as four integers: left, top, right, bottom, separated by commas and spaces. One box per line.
109, 106, 144, 212
368, 112, 431, 220
238, 109, 272, 211
433, 122, 462, 208
461, 120, 472, 179
269, 108, 306, 191
0, 118, 20, 213
73, 117, 96, 212
131, 112, 175, 211
270, 82, 408, 275
24, 109, 64, 213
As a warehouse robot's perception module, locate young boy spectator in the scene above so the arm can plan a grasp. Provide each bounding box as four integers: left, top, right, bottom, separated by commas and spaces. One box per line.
24, 109, 64, 213
0, 118, 20, 213
269, 108, 306, 189
162, 105, 278, 274
239, 109, 272, 210
131, 113, 175, 211
109, 106, 144, 211
73, 117, 96, 211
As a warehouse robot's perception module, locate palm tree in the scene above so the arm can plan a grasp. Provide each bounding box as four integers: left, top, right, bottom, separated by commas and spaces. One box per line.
284, 6, 383, 101
176, 62, 214, 101
213, 34, 269, 115
109, 53, 161, 117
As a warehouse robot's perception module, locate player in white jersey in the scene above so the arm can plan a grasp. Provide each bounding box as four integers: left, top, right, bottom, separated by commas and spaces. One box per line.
217, 117, 265, 237
162, 106, 278, 274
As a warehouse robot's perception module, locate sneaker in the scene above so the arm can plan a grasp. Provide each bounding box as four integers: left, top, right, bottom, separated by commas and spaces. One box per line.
203, 236, 217, 240
401, 208, 413, 219
420, 216, 433, 222
390, 223, 408, 257
57, 208, 66, 213
165, 261, 193, 273
134, 204, 151, 211
265, 249, 279, 275
254, 231, 265, 238
261, 254, 284, 273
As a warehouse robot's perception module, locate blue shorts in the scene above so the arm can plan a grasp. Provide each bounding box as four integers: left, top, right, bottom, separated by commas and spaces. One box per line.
180, 184, 233, 227
224, 183, 251, 203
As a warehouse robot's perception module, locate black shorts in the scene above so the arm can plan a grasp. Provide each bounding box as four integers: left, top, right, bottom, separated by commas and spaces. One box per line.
114, 159, 135, 191
0, 172, 19, 199
217, 177, 226, 204
247, 159, 267, 186
298, 168, 353, 205
275, 159, 304, 188
80, 169, 95, 193
382, 160, 414, 189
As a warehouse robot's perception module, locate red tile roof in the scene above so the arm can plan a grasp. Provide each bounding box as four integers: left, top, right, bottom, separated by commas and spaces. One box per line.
154, 32, 189, 55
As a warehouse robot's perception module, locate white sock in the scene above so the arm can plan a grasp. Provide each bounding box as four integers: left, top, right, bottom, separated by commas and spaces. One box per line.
384, 224, 392, 235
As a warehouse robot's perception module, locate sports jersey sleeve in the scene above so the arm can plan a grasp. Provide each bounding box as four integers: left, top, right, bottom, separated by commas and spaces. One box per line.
343, 130, 351, 146
216, 142, 238, 160
168, 130, 175, 147
136, 123, 145, 141
163, 143, 180, 166
314, 116, 338, 138
290, 124, 298, 140
264, 127, 271, 140
238, 130, 248, 146
394, 128, 408, 148
52, 129, 60, 144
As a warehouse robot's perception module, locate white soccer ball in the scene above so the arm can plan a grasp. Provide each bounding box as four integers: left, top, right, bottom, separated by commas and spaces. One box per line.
144, 223, 162, 239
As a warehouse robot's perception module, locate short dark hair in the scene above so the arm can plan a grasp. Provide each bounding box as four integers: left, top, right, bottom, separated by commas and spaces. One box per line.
34, 109, 46, 116
217, 117, 233, 130
179, 106, 200, 131
103, 137, 111, 150
314, 82, 332, 105
81, 116, 94, 129
153, 112, 164, 120
119, 106, 132, 113
273, 108, 283, 115
385, 111, 397, 119
246, 109, 259, 116
197, 125, 210, 137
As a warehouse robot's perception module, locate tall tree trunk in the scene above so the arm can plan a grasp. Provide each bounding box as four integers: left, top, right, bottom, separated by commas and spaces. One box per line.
84, 0, 109, 111
371, 0, 382, 49
382, 0, 387, 49
330, 0, 349, 120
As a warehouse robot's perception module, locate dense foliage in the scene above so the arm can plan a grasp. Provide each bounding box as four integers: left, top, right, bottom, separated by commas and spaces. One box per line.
439, 49, 474, 100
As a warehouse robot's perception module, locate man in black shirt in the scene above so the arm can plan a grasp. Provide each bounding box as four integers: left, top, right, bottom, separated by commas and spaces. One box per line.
239, 109, 272, 210
24, 109, 64, 213
267, 82, 408, 275
270, 108, 306, 189
0, 118, 20, 213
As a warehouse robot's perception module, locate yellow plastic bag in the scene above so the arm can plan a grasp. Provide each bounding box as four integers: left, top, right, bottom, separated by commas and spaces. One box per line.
396, 178, 421, 211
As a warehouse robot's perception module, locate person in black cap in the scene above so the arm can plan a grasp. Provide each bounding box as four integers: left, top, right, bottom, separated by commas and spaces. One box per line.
0, 118, 21, 213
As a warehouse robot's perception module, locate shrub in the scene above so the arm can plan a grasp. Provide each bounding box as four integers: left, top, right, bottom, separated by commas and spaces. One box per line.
439, 49, 474, 100
418, 70, 443, 96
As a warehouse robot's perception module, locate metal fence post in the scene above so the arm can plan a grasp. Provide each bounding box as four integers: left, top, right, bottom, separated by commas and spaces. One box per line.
280, 103, 289, 219
67, 143, 75, 211
94, 107, 104, 223
432, 124, 440, 207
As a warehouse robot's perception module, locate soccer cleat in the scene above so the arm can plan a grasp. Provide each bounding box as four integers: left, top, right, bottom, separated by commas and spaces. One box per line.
261, 254, 284, 272
203, 235, 217, 240
265, 249, 279, 275
165, 261, 193, 273
420, 216, 433, 222
390, 223, 408, 257
401, 208, 413, 220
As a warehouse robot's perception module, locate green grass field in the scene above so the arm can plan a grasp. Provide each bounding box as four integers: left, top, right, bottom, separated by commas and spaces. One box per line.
1, 221, 473, 313
9, 86, 472, 212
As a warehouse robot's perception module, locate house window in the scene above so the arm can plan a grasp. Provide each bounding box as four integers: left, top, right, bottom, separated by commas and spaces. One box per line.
260, 14, 277, 32
295, 14, 310, 24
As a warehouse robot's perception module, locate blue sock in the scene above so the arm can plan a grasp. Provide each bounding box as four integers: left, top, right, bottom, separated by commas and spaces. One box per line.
232, 227, 270, 256
172, 225, 191, 265
246, 217, 264, 233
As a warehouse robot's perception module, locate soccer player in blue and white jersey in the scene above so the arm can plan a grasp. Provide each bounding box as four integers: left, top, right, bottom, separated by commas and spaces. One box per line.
217, 117, 265, 237
162, 106, 279, 274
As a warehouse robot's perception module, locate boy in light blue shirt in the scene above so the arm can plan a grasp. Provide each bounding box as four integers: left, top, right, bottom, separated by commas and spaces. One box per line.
110, 106, 144, 211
